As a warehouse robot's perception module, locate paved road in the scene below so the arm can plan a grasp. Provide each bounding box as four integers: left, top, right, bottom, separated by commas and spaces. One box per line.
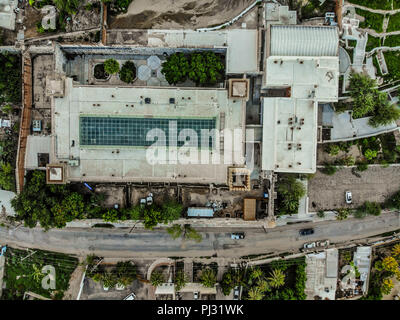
1, 212, 399, 258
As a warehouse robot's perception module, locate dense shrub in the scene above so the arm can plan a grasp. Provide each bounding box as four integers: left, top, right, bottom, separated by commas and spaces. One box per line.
104, 58, 120, 75
119, 61, 136, 83
0, 53, 21, 104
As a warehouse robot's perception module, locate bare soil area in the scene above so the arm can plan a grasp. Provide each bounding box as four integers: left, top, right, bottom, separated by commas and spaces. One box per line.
108, 0, 255, 29
308, 166, 400, 211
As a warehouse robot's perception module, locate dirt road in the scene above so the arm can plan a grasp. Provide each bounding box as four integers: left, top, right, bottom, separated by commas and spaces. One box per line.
109, 0, 255, 29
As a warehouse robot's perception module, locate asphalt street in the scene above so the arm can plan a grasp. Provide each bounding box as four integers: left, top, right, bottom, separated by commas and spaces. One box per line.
0, 211, 399, 258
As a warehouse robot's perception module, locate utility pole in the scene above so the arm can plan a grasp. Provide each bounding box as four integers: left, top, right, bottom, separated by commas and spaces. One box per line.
21, 250, 37, 262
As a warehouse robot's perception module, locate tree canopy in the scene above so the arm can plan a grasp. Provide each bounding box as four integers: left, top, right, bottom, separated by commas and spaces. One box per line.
119, 61, 136, 83
277, 175, 306, 215
161, 52, 225, 85
348, 72, 400, 126
104, 58, 120, 75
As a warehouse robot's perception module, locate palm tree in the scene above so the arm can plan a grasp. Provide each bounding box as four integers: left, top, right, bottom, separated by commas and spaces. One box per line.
150, 271, 164, 287
31, 264, 43, 283
175, 270, 188, 291
199, 268, 217, 288
267, 269, 285, 288
247, 286, 264, 300
250, 267, 263, 281
257, 279, 270, 293
167, 224, 202, 243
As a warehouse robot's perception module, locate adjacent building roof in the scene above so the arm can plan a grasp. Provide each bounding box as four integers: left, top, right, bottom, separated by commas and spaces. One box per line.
187, 207, 214, 217
0, 0, 16, 30
262, 98, 318, 173
270, 26, 339, 57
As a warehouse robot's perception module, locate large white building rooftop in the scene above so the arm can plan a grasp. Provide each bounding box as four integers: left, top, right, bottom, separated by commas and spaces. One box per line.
52, 78, 245, 184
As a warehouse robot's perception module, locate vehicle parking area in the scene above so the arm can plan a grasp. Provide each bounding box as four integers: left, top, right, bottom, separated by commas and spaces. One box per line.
308, 166, 400, 211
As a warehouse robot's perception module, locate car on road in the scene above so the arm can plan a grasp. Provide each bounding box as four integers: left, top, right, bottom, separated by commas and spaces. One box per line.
123, 293, 136, 300
194, 291, 199, 300
345, 191, 352, 204
231, 232, 245, 240
303, 242, 316, 249
299, 228, 314, 236
316, 240, 330, 247
233, 286, 240, 300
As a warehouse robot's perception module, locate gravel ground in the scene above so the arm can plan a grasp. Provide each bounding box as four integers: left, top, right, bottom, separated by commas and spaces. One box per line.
308, 166, 400, 211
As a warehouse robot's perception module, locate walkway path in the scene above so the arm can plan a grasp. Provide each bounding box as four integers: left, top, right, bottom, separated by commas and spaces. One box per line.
344, 1, 400, 15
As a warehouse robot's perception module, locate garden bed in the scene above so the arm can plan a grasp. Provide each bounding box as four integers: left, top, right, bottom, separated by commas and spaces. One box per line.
1, 247, 78, 300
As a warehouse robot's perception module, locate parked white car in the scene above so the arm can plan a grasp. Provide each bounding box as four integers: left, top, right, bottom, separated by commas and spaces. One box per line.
345, 191, 352, 204
303, 242, 316, 249
123, 293, 136, 300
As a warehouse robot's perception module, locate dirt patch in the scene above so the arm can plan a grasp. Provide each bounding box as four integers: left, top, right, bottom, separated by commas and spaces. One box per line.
108, 0, 255, 29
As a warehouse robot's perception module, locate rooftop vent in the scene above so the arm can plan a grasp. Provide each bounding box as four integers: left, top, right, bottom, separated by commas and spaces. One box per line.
144, 98, 151, 104
169, 98, 175, 104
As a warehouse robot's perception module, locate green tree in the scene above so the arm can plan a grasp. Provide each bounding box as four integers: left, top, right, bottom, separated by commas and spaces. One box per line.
0, 162, 15, 191
247, 286, 264, 300
267, 269, 285, 288
321, 163, 337, 175
369, 96, 400, 127
119, 61, 136, 83
188, 52, 224, 85
364, 149, 378, 161
363, 201, 381, 216
52, 0, 79, 15
161, 53, 190, 84
199, 268, 217, 288
381, 278, 394, 295
150, 271, 164, 287
326, 144, 340, 156
102, 208, 119, 222
277, 175, 306, 215
102, 272, 117, 289
175, 270, 188, 291
114, 261, 136, 287
349, 72, 377, 118
104, 58, 120, 75
167, 224, 202, 242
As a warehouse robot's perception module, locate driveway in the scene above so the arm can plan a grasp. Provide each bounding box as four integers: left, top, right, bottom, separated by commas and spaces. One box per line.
308, 166, 400, 211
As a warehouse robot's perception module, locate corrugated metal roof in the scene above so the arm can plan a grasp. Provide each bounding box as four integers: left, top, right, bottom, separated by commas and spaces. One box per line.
270, 26, 339, 56
187, 207, 214, 217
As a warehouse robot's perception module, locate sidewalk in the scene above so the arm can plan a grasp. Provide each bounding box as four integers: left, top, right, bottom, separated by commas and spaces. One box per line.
0, 255, 5, 298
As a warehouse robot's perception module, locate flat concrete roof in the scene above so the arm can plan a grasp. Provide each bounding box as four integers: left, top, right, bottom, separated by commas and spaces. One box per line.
270, 26, 339, 57
25, 135, 52, 169
53, 78, 245, 184
0, 0, 16, 30
262, 98, 318, 173
265, 56, 339, 101
106, 29, 259, 74
226, 29, 258, 74
305, 249, 338, 300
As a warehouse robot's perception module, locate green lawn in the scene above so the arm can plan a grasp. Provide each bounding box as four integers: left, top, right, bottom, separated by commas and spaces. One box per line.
366, 35, 382, 51
1, 248, 79, 300
356, 8, 384, 33
384, 35, 400, 47
348, 0, 392, 10
387, 12, 400, 33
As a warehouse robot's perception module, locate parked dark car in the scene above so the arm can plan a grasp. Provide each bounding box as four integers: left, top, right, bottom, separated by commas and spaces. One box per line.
231, 232, 245, 240
299, 228, 314, 236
